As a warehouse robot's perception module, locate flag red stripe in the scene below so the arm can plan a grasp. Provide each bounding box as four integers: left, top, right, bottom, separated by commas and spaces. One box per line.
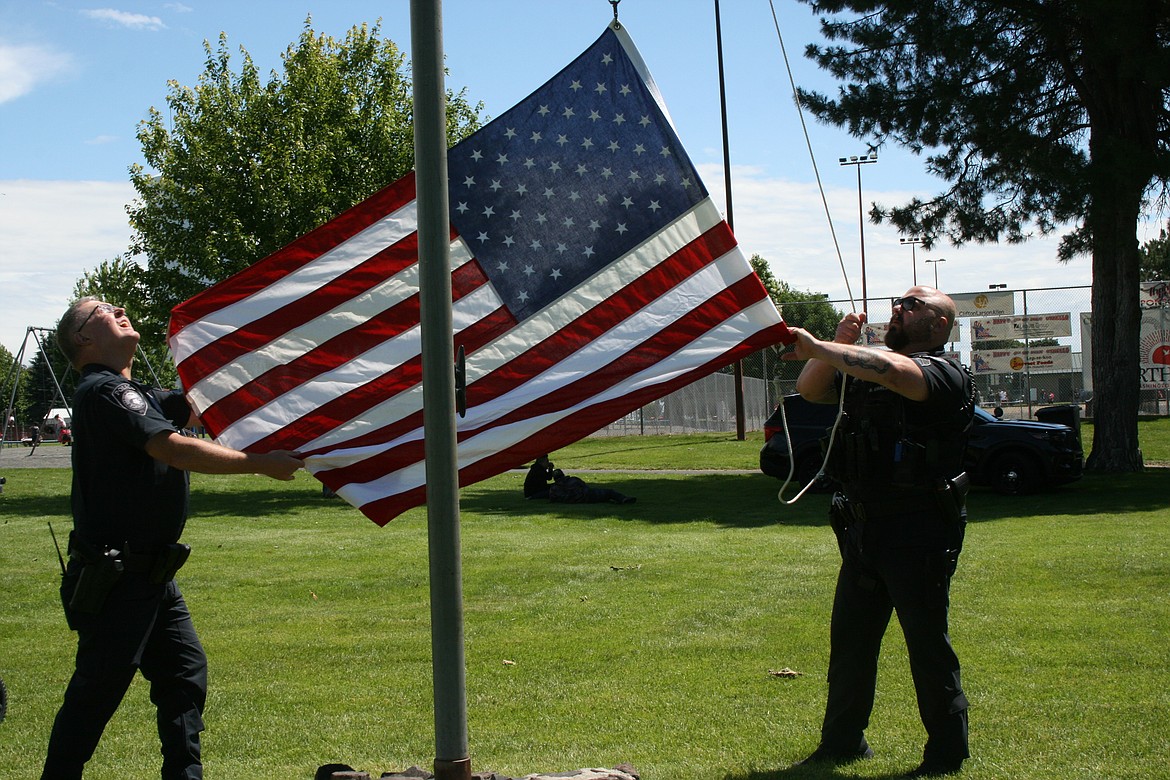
169, 173, 419, 335
177, 232, 425, 386
195, 260, 491, 434
240, 304, 518, 453
351, 321, 789, 525
295, 224, 737, 458
317, 274, 768, 488
473, 223, 738, 400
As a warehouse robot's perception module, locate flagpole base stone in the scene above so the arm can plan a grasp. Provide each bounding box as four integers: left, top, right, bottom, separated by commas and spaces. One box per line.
317, 764, 639, 780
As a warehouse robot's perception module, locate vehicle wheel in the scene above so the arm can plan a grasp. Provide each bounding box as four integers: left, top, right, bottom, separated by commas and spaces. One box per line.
990, 452, 1038, 495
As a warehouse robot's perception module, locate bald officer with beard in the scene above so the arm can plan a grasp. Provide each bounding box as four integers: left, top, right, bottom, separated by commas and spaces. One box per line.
783, 286, 976, 778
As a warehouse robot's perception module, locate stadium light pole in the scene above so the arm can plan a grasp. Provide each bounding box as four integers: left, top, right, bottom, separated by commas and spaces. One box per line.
839, 151, 877, 313
901, 236, 924, 286
925, 257, 946, 288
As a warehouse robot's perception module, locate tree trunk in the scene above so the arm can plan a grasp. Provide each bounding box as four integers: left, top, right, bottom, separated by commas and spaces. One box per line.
1086, 204, 1144, 472
1079, 0, 1160, 473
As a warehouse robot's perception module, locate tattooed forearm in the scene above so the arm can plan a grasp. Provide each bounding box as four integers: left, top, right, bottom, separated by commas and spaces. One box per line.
841, 347, 892, 374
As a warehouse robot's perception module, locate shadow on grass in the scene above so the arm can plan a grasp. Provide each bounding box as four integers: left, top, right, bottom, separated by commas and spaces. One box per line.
0, 480, 345, 523
726, 768, 915, 780
0, 492, 71, 520
967, 469, 1170, 522
185, 482, 339, 519
466, 469, 1170, 529
463, 472, 834, 528
6, 466, 1164, 530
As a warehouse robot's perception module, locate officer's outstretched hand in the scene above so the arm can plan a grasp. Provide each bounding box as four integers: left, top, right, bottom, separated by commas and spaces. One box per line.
256, 450, 305, 481
780, 327, 818, 361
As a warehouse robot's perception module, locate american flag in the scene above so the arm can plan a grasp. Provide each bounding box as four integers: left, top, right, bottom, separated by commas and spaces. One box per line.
168, 23, 791, 525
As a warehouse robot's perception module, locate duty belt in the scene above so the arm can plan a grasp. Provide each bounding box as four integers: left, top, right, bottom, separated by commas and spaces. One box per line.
69, 534, 191, 583
842, 495, 938, 521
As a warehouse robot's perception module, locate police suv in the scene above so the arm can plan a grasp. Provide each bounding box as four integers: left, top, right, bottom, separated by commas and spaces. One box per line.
760, 394, 1084, 495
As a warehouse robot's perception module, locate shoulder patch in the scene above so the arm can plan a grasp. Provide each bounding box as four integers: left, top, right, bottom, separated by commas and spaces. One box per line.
112, 383, 148, 415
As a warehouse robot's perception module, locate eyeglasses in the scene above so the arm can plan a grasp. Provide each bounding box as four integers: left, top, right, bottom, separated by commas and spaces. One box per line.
892, 296, 941, 315
76, 303, 118, 334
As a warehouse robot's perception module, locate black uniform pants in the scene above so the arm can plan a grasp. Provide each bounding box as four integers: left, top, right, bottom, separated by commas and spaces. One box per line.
42, 576, 208, 780
820, 521, 969, 765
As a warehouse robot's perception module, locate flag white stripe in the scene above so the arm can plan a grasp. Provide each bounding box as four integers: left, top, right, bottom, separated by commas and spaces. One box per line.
301, 244, 758, 469
215, 281, 507, 448
185, 239, 475, 411
196, 197, 725, 447
327, 297, 779, 509
170, 200, 422, 365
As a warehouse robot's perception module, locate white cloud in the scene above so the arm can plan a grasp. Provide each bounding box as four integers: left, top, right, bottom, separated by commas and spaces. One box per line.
85, 134, 121, 145
0, 180, 139, 355
80, 9, 166, 31
0, 170, 1098, 361
0, 42, 74, 104
164, 2, 194, 12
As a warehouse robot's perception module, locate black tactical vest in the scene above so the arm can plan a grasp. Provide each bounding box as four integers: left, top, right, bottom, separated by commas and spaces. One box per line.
825, 353, 975, 495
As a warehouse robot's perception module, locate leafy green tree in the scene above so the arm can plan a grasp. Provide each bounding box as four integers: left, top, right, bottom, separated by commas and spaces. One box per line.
750, 254, 843, 387
796, 0, 1170, 472
0, 344, 31, 439
128, 18, 484, 335
1139, 224, 1170, 282
751, 254, 842, 340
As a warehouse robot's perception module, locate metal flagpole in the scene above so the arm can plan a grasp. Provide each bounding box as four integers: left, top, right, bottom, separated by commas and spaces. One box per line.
714, 0, 747, 441
409, 2, 471, 779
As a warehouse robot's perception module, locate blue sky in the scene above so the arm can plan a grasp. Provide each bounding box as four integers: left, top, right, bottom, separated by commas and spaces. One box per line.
0, 0, 1106, 357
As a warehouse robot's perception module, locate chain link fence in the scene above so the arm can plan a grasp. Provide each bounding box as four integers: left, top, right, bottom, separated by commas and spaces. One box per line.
592, 283, 1170, 437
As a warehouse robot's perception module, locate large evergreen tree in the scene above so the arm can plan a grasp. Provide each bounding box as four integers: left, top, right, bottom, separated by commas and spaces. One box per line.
796, 0, 1170, 471
127, 18, 484, 338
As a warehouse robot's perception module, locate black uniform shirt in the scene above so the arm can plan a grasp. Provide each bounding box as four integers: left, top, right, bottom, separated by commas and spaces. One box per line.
834, 349, 974, 503
71, 364, 191, 551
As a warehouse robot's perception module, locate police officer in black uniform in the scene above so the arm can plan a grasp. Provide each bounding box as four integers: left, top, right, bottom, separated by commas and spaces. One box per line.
42, 298, 303, 780
783, 286, 975, 778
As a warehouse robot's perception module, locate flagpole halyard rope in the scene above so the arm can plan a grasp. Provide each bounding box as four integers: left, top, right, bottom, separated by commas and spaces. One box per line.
764, 0, 857, 506
767, 0, 857, 315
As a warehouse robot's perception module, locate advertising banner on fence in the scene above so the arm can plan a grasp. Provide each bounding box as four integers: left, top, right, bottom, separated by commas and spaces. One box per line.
971, 312, 1072, 342
1140, 307, 1170, 388
1140, 280, 1170, 309
952, 290, 1015, 318
1081, 308, 1170, 390
972, 345, 1072, 374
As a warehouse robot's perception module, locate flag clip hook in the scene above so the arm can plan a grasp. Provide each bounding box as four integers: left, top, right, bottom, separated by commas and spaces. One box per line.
454, 344, 467, 418
609, 0, 621, 27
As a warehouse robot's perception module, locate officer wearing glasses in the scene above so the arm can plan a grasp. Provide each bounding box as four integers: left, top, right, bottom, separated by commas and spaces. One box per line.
42, 297, 303, 779
783, 286, 975, 777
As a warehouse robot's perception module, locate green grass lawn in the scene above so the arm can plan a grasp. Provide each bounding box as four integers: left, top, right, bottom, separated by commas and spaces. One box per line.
1, 427, 1168, 779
